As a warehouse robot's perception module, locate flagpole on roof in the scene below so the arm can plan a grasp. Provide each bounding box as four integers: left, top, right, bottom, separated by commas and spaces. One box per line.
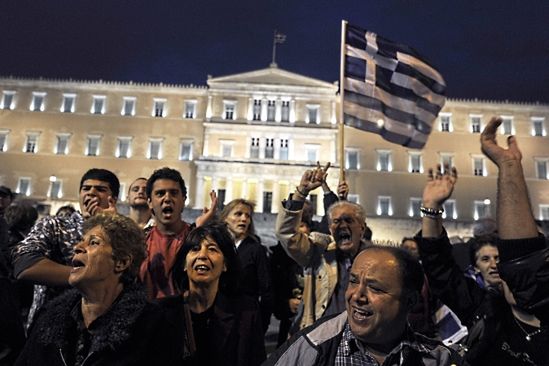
271, 30, 286, 67
339, 20, 348, 184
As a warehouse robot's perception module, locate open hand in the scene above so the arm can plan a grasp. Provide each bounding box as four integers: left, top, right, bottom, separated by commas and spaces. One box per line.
422, 165, 458, 208
481, 116, 522, 166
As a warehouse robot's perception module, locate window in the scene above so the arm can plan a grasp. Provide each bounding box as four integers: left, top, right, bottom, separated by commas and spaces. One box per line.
535, 159, 548, 180
279, 139, 289, 160
92, 95, 106, 115
376, 150, 392, 172
48, 179, 63, 199
305, 144, 319, 162
345, 149, 359, 170
473, 157, 486, 176
1, 90, 15, 110
306, 105, 319, 124
220, 140, 233, 158
501, 116, 514, 135
55, 134, 70, 155
470, 115, 482, 133
224, 101, 236, 120
264, 138, 274, 159
153, 99, 166, 117
252, 99, 262, 121
440, 153, 454, 172
179, 140, 193, 161
30, 92, 46, 112
0, 130, 8, 152
439, 113, 452, 132
540, 205, 549, 221
409, 198, 422, 217
348, 194, 359, 204
267, 100, 276, 121
148, 138, 163, 160
16, 177, 31, 197
24, 133, 39, 153
86, 135, 101, 156
250, 138, 260, 158
474, 200, 491, 220
531, 118, 546, 137
61, 94, 76, 113
408, 152, 423, 173
443, 200, 457, 219
263, 191, 273, 213
184, 100, 197, 119
122, 97, 136, 116
116, 137, 132, 158
377, 196, 392, 216
281, 101, 290, 122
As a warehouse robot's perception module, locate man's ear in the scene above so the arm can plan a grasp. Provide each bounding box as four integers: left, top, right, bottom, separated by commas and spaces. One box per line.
148, 198, 155, 216
114, 255, 132, 273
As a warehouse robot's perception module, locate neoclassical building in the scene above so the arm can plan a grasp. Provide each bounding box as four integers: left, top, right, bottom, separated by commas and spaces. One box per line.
1, 65, 548, 241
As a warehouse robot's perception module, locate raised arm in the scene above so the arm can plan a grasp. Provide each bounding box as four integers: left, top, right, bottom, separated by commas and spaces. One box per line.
480, 117, 538, 239
276, 163, 331, 265
421, 165, 458, 238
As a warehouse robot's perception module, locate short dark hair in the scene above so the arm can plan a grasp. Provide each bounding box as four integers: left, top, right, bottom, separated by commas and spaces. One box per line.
55, 205, 76, 217
468, 238, 498, 266
5, 202, 38, 232
83, 213, 146, 285
219, 199, 256, 237
401, 237, 416, 246
359, 245, 424, 294
172, 222, 240, 296
146, 167, 187, 199
80, 169, 120, 200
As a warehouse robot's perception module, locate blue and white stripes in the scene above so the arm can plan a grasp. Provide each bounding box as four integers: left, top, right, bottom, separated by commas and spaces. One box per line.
343, 23, 446, 149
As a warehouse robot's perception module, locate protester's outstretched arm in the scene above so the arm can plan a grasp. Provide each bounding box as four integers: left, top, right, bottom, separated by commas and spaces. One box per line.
421, 165, 458, 238
480, 117, 537, 239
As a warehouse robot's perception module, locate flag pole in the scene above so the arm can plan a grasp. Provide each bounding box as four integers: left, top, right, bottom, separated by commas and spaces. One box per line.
271, 30, 277, 66
339, 20, 347, 183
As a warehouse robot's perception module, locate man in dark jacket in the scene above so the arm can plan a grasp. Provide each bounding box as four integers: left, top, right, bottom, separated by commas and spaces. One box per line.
264, 246, 463, 366
416, 117, 548, 365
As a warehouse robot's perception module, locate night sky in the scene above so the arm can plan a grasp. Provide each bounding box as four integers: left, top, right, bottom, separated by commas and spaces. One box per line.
1, 0, 548, 103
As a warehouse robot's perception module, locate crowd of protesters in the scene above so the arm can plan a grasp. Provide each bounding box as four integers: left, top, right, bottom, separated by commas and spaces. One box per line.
0, 116, 547, 365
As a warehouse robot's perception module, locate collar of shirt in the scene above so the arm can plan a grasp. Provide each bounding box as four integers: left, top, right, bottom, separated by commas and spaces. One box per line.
340, 323, 430, 363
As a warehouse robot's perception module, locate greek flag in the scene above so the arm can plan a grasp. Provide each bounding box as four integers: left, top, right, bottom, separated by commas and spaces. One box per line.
343, 23, 446, 149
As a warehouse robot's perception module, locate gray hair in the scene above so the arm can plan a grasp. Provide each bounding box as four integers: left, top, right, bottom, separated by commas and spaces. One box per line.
327, 201, 366, 224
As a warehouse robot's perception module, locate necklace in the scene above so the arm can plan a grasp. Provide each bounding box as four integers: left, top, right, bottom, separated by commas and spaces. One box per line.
513, 317, 542, 341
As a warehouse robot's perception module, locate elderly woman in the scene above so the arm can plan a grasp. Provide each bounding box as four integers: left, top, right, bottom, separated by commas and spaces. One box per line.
15, 214, 181, 366
465, 239, 502, 290
219, 199, 273, 334
161, 222, 266, 366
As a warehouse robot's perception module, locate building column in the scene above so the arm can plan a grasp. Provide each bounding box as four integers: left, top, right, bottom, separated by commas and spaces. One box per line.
194, 176, 205, 209
206, 95, 213, 120
241, 180, 248, 200
247, 97, 253, 121
289, 99, 296, 123
331, 100, 337, 124
275, 98, 282, 122
256, 180, 264, 213
261, 98, 268, 122
272, 182, 280, 214
225, 178, 233, 203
